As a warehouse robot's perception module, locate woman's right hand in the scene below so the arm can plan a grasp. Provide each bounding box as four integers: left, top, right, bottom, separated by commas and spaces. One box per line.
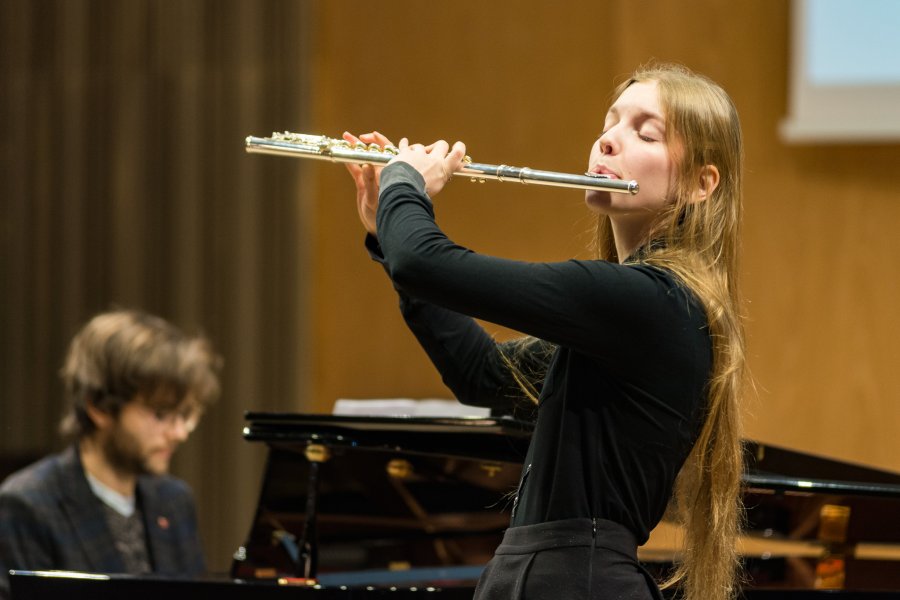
343, 130, 394, 236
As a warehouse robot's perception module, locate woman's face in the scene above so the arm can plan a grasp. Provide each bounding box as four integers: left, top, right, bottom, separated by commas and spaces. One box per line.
585, 80, 678, 222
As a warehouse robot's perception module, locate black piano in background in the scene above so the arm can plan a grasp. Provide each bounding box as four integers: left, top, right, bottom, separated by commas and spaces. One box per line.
11, 413, 900, 599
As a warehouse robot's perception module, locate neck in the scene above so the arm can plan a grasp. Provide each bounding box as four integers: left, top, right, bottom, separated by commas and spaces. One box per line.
610, 216, 651, 263
79, 437, 137, 497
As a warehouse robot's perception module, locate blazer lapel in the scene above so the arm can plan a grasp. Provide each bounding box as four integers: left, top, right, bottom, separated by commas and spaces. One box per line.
55, 446, 126, 573
139, 476, 176, 572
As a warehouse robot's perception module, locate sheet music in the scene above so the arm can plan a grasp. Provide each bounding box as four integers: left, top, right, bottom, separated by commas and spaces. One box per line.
332, 398, 491, 418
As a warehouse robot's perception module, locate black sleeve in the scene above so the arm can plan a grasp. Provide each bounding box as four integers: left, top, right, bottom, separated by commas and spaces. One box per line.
366, 233, 549, 412
374, 162, 693, 373
400, 293, 553, 414
0, 492, 55, 599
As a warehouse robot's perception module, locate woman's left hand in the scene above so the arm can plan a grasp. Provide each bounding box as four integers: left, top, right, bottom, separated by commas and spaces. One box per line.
391, 138, 467, 198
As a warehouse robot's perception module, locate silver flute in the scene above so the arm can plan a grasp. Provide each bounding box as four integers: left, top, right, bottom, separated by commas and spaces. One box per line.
245, 132, 639, 195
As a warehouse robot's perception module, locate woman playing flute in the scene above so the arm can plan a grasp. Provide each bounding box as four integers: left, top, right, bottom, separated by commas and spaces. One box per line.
345, 62, 746, 600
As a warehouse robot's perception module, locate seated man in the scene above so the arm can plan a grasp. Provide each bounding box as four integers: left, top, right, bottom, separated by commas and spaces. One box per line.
0, 309, 221, 599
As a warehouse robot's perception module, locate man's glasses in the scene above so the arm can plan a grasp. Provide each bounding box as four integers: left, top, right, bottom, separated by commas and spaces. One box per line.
139, 403, 200, 433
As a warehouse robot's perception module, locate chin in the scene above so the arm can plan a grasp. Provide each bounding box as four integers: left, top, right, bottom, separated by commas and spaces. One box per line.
143, 458, 171, 476
584, 190, 611, 214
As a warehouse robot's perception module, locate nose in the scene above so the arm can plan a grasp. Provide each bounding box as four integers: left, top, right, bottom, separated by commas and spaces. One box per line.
598, 129, 616, 155
166, 417, 192, 443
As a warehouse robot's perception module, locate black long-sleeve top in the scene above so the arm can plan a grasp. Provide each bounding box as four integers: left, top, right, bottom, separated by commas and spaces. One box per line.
371, 161, 712, 544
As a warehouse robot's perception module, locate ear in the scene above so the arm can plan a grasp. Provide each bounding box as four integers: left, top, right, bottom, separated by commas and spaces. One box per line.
692, 164, 720, 203
85, 397, 115, 432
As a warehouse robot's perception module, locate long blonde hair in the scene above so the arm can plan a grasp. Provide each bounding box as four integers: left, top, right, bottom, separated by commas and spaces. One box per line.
595, 63, 746, 600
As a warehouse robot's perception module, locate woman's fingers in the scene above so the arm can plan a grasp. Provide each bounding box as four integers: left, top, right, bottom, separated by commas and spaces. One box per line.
342, 131, 365, 177
430, 140, 449, 156
369, 131, 395, 148
447, 141, 467, 168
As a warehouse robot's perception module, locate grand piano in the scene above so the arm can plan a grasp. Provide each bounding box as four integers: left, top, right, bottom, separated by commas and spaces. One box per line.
11, 412, 900, 599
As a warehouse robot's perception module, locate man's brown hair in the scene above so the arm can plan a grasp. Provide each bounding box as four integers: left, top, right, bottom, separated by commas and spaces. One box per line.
59, 309, 221, 439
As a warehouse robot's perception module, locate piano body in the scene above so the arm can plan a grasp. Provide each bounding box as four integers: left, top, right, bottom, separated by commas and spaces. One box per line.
10, 413, 900, 599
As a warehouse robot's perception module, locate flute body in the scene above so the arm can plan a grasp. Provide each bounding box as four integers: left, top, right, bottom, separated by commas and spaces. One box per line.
245, 132, 639, 195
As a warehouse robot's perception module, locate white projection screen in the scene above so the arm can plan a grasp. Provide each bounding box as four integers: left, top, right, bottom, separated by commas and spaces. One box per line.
780, 0, 900, 143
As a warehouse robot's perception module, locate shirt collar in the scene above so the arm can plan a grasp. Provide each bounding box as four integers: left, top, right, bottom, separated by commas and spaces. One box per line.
85, 471, 137, 517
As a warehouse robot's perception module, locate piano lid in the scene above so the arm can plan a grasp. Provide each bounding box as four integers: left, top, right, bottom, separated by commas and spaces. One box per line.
232, 413, 900, 594
241, 412, 533, 463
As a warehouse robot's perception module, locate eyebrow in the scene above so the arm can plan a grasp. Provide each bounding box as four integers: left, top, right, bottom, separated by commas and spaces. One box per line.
606, 105, 666, 126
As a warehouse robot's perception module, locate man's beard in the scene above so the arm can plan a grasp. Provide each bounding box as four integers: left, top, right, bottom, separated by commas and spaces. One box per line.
101, 424, 161, 477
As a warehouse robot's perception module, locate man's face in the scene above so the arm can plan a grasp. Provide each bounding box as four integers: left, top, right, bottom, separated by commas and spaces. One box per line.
101, 397, 197, 476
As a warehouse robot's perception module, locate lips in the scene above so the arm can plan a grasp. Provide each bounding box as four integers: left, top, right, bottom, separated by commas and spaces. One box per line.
153, 446, 175, 460
590, 165, 620, 179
